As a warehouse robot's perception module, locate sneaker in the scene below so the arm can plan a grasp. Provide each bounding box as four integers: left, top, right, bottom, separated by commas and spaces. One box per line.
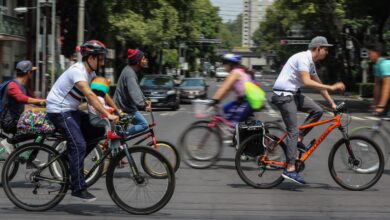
26, 159, 46, 169
71, 189, 96, 202
0, 139, 14, 155
281, 170, 306, 184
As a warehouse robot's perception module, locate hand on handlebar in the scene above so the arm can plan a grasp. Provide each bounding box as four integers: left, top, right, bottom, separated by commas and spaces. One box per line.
145, 100, 152, 112
108, 114, 119, 123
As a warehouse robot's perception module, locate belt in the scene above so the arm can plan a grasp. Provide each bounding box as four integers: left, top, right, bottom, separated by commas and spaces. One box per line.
273, 89, 301, 94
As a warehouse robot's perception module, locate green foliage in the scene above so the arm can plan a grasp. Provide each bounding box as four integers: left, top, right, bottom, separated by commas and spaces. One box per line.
163, 49, 178, 68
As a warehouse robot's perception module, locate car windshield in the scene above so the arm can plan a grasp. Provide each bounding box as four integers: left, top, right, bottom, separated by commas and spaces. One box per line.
180, 79, 205, 87
140, 76, 174, 88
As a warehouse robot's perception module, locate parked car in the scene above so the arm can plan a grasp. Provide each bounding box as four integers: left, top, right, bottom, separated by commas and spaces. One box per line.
140, 75, 180, 110
215, 67, 229, 81
179, 78, 208, 103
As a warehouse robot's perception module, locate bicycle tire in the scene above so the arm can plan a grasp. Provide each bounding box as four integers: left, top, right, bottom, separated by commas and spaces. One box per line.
49, 140, 104, 188
106, 146, 175, 215
235, 134, 287, 189
143, 140, 181, 177
329, 135, 384, 191
180, 125, 223, 169
349, 126, 389, 164
2, 142, 69, 211
0, 152, 19, 187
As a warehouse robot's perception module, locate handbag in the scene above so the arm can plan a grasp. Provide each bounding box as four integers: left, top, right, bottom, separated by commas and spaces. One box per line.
17, 108, 55, 134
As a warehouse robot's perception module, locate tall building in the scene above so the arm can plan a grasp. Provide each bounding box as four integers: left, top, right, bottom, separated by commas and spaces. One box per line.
242, 0, 274, 48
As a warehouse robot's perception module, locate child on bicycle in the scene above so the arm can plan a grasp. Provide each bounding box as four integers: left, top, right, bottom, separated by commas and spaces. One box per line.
88, 76, 116, 132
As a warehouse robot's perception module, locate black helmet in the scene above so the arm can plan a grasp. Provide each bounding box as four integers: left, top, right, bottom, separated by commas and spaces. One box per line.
80, 40, 107, 58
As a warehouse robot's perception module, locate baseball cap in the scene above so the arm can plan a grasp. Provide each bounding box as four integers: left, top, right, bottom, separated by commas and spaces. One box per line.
15, 60, 37, 73
308, 36, 333, 49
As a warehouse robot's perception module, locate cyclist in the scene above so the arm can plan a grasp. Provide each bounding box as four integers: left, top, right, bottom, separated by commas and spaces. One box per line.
271, 36, 345, 184
114, 49, 152, 135
46, 40, 118, 202
0, 60, 46, 156
367, 42, 390, 119
212, 54, 256, 124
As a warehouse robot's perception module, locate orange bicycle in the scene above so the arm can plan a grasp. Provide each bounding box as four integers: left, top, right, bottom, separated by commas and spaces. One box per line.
235, 102, 384, 191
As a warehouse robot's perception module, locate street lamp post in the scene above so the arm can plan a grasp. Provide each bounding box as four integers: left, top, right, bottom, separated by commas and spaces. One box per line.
77, 0, 85, 61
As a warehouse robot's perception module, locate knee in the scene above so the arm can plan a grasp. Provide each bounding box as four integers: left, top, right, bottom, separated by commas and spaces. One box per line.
313, 107, 323, 118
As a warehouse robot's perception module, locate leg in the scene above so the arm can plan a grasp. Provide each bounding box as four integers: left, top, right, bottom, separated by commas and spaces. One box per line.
231, 102, 253, 123
127, 111, 149, 135
223, 101, 239, 121
81, 112, 106, 156
296, 94, 323, 138
271, 94, 298, 167
47, 111, 88, 192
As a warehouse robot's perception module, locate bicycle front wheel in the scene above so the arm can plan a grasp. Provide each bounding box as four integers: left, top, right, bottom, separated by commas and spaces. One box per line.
350, 126, 389, 164
329, 136, 384, 191
106, 146, 175, 215
143, 140, 181, 178
235, 134, 287, 189
2, 143, 69, 211
180, 125, 223, 169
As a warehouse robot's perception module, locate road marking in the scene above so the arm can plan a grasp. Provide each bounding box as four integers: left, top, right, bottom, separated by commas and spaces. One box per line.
351, 116, 366, 121
365, 116, 381, 121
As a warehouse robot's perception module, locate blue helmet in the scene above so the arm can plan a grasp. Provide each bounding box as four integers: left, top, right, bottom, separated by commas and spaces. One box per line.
222, 53, 241, 64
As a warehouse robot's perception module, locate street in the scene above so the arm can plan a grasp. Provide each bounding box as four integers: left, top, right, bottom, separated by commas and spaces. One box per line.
1, 76, 390, 220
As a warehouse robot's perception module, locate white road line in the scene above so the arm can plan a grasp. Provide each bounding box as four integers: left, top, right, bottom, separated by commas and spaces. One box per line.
351, 116, 366, 121
365, 116, 381, 121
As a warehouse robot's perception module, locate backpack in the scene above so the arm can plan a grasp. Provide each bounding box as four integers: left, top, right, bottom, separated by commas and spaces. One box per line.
0, 80, 13, 114
244, 81, 266, 110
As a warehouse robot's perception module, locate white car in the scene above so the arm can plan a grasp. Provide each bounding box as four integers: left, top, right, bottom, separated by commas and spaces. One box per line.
215, 67, 229, 81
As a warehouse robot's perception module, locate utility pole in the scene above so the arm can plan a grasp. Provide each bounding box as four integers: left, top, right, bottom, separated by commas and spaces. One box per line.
35, 0, 41, 97
50, 0, 56, 87
77, 0, 85, 61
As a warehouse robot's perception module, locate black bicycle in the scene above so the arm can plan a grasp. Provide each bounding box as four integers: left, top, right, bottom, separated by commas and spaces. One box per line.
1, 117, 175, 215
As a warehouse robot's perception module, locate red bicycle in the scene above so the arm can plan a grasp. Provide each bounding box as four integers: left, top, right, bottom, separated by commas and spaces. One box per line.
179, 100, 284, 168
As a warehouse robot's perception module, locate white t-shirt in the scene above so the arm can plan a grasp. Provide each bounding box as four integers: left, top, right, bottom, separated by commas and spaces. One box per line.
273, 50, 317, 94
47, 62, 95, 113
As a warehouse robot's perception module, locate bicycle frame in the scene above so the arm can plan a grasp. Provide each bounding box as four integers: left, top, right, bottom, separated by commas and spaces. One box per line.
262, 113, 352, 167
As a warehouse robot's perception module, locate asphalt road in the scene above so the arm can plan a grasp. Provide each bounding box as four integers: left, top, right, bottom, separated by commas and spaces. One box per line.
0, 75, 389, 220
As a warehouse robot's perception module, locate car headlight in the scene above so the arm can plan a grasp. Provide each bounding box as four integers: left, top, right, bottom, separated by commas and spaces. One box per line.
167, 90, 176, 95
198, 90, 205, 95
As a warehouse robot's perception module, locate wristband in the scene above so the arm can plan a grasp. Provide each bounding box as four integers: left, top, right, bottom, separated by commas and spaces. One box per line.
377, 106, 386, 108
212, 99, 220, 105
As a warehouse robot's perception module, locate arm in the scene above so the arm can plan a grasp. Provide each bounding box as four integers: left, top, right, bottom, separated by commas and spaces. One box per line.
126, 75, 146, 110
75, 81, 118, 122
8, 82, 45, 106
300, 72, 345, 92
104, 93, 121, 113
311, 75, 337, 109
212, 72, 240, 101
377, 76, 390, 108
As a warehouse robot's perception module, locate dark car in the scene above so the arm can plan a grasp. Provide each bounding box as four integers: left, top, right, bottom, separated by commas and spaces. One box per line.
140, 75, 180, 110
179, 78, 208, 103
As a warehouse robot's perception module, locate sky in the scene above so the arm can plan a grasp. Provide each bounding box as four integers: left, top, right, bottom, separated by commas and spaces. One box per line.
210, 0, 243, 22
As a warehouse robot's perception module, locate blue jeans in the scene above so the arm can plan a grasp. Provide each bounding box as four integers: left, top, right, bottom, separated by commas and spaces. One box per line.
47, 111, 105, 192
127, 111, 149, 135
223, 100, 253, 125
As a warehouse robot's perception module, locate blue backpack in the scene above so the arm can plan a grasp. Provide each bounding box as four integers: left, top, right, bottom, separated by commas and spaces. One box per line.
0, 80, 14, 114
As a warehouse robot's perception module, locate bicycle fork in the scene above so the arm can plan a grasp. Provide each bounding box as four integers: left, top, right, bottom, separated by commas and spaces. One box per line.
122, 144, 145, 184
339, 126, 359, 166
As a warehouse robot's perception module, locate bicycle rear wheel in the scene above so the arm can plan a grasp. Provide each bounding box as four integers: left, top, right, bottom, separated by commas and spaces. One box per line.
143, 140, 181, 178
235, 134, 287, 188
329, 135, 384, 191
106, 146, 175, 215
50, 140, 104, 187
2, 143, 69, 211
180, 125, 223, 169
